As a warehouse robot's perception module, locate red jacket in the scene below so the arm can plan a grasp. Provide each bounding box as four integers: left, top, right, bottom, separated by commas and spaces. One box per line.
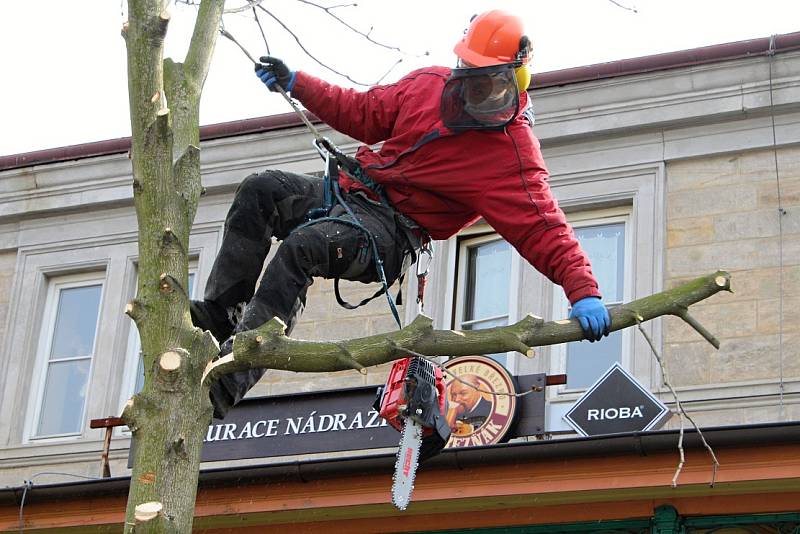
291, 67, 600, 304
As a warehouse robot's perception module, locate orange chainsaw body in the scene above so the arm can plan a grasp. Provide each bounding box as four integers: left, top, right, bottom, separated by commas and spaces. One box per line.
378, 357, 447, 436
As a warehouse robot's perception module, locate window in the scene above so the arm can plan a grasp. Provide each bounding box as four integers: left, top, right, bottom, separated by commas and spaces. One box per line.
120, 272, 196, 405
4, 227, 220, 448
549, 209, 630, 392
31, 274, 104, 439
428, 166, 662, 434
454, 234, 515, 367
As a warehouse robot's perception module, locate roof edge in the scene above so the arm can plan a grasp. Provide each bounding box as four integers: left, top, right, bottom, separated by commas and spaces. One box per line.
0, 111, 321, 172
2, 31, 800, 172
531, 31, 800, 89
2, 420, 800, 504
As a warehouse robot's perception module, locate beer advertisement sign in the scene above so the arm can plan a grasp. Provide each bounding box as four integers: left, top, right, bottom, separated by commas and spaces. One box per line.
443, 355, 517, 448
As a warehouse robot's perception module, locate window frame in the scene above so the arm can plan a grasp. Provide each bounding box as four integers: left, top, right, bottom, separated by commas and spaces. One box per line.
540, 164, 664, 433
25, 271, 106, 442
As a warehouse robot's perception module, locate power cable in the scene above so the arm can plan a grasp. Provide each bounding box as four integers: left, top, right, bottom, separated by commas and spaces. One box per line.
766, 35, 787, 421
17, 472, 102, 533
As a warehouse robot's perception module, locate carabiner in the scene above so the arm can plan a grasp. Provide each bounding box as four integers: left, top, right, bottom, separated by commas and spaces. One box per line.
416, 242, 433, 278
313, 137, 330, 161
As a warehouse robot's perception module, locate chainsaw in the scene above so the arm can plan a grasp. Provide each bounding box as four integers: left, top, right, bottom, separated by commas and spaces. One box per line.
376, 356, 451, 510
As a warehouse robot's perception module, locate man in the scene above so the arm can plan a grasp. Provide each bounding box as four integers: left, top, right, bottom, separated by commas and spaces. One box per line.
192, 10, 611, 419
447, 375, 493, 431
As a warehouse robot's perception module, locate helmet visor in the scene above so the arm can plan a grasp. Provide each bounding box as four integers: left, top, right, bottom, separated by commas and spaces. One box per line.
441, 64, 520, 130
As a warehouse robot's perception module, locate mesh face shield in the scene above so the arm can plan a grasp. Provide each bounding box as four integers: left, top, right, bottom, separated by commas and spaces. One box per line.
441, 63, 520, 130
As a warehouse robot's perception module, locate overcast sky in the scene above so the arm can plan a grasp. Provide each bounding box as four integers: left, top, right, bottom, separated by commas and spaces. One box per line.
1, 0, 799, 156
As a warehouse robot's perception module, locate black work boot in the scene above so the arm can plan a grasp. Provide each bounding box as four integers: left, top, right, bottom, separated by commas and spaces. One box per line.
209, 337, 236, 419
190, 300, 237, 342
207, 298, 290, 420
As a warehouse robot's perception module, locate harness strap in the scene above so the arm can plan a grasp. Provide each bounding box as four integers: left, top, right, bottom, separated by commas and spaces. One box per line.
293, 188, 404, 329
330, 182, 403, 328
334, 272, 405, 311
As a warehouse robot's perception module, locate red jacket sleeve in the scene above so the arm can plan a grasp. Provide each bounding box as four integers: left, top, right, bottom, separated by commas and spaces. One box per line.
476, 129, 602, 304
291, 71, 403, 145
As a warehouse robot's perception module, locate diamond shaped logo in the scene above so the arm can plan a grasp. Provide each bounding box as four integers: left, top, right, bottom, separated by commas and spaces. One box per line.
563, 363, 670, 437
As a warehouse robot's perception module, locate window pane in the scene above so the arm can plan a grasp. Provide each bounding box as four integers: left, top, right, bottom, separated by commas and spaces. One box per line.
566, 330, 622, 389
50, 285, 102, 359
574, 224, 625, 302
566, 222, 625, 389
465, 240, 510, 321
134, 352, 145, 394
37, 359, 91, 436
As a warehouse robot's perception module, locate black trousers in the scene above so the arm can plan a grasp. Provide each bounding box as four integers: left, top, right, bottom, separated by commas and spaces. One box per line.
205, 170, 414, 417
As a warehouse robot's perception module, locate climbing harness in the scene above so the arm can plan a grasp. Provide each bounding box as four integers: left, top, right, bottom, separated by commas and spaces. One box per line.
291, 138, 406, 328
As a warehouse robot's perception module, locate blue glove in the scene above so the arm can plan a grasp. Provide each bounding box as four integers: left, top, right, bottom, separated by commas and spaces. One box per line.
255, 56, 296, 93
569, 296, 611, 342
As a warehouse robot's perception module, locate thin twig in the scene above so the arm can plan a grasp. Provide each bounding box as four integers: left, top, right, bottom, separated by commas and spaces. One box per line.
636, 323, 719, 487
253, 6, 270, 55
399, 346, 539, 399
294, 0, 422, 56
374, 58, 404, 85
223, 0, 266, 14
608, 0, 638, 13
256, 4, 376, 86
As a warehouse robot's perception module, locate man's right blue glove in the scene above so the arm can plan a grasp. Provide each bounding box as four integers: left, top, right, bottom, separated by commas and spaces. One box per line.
255, 56, 296, 93
569, 296, 611, 342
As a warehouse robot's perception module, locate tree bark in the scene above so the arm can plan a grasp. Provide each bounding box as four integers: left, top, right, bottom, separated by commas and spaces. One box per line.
123, 0, 223, 532
121, 1, 730, 531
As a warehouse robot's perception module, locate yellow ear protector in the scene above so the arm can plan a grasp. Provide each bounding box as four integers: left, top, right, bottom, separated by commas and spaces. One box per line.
515, 35, 533, 92
515, 65, 531, 92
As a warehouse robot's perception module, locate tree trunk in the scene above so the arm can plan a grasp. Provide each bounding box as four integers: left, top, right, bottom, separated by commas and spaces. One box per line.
122, 0, 223, 531
120, 2, 730, 531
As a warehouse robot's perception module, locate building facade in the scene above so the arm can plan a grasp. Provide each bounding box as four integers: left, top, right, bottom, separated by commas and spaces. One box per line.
1, 33, 799, 532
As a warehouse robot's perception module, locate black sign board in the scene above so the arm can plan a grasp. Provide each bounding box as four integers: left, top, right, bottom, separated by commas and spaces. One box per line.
128, 374, 547, 466
201, 386, 398, 462
563, 363, 670, 437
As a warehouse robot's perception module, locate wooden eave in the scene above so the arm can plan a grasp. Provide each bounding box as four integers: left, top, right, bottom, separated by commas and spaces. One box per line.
2, 422, 800, 532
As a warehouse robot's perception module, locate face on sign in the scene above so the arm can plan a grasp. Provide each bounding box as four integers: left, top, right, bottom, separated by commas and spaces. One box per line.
450, 376, 483, 412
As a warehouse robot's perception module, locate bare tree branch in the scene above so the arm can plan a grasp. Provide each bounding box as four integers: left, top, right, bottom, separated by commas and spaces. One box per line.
636, 323, 720, 487
216, 1, 425, 87
253, 5, 270, 55
203, 270, 732, 382
185, 0, 226, 91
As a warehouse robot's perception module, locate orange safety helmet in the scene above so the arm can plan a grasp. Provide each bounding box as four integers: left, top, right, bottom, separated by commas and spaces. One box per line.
454, 10, 532, 91
454, 10, 531, 67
